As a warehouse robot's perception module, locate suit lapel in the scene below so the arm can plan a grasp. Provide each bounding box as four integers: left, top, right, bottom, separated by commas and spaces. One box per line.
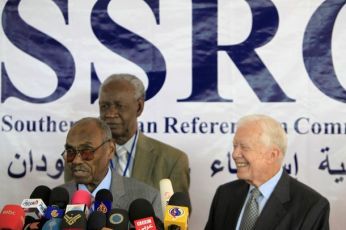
132, 132, 159, 185
254, 171, 290, 230
225, 182, 249, 229
111, 172, 127, 208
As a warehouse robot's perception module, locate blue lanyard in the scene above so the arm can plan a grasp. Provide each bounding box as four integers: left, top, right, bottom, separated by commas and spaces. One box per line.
110, 131, 138, 177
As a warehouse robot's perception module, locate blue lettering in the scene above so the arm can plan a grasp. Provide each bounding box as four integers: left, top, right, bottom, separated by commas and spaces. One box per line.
1, 0, 75, 103
303, 0, 346, 103
180, 0, 294, 102
90, 0, 165, 103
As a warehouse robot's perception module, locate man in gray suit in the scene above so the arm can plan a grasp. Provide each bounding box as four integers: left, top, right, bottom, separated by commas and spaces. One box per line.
205, 114, 329, 230
65, 74, 190, 196
60, 117, 162, 219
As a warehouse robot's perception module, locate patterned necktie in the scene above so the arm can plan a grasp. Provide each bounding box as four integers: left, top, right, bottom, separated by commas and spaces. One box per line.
240, 188, 262, 230
116, 146, 128, 176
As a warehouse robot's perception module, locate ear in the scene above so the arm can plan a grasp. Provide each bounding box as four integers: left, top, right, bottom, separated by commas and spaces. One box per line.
267, 146, 281, 163
107, 140, 115, 160
136, 97, 144, 117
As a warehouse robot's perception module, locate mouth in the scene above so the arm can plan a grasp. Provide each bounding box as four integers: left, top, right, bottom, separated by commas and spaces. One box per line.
72, 166, 89, 177
235, 161, 249, 168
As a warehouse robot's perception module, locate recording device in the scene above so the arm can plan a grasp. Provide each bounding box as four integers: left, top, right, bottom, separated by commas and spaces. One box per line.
159, 179, 174, 217
87, 211, 107, 230
106, 209, 129, 230
0, 204, 25, 230
44, 187, 70, 219
66, 190, 91, 217
61, 210, 87, 230
21, 185, 51, 220
94, 189, 113, 215
164, 192, 191, 230
129, 198, 164, 230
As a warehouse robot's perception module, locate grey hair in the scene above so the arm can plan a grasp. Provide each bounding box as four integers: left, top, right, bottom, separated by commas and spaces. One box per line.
237, 114, 287, 155
72, 117, 112, 140
100, 73, 145, 100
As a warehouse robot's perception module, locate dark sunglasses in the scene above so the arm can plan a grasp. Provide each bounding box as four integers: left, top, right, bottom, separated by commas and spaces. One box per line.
61, 139, 111, 162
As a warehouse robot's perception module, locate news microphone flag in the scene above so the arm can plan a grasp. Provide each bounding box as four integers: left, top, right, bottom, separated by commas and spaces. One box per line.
21, 199, 47, 219
134, 217, 157, 230
164, 205, 188, 230
0, 204, 25, 230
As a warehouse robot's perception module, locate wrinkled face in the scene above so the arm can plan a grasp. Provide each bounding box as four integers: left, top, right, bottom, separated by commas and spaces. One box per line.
99, 79, 144, 145
232, 122, 275, 187
66, 122, 114, 188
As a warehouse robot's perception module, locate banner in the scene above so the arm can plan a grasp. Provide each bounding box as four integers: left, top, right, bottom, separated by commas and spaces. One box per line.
1, 0, 345, 229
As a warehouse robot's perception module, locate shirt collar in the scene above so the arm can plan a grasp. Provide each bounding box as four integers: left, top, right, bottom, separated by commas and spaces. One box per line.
256, 167, 283, 199
116, 129, 138, 157
78, 167, 112, 197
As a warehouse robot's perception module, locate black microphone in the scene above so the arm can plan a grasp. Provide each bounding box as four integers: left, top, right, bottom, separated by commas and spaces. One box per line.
87, 211, 107, 230
94, 189, 113, 215
44, 187, 69, 219
164, 192, 191, 230
21, 185, 51, 220
61, 210, 87, 230
106, 208, 129, 230
22, 185, 51, 230
129, 198, 163, 230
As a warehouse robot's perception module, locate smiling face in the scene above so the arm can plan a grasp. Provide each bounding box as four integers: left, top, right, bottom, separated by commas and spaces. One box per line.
99, 79, 144, 145
66, 119, 114, 192
232, 120, 281, 187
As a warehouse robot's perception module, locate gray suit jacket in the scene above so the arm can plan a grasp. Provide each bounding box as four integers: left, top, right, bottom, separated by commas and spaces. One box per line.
64, 132, 190, 196
205, 171, 330, 230
59, 172, 163, 220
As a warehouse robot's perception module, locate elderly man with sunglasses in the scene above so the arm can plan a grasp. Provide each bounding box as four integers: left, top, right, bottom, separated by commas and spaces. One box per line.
58, 117, 162, 219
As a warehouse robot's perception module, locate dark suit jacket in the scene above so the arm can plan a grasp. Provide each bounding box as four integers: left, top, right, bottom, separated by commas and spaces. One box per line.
205, 171, 330, 230
59, 171, 163, 220
64, 132, 190, 196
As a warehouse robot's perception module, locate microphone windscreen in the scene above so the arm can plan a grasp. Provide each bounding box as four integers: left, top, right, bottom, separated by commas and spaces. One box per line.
87, 211, 106, 230
71, 190, 92, 208
42, 218, 62, 230
159, 179, 174, 216
95, 189, 113, 202
94, 189, 112, 214
168, 192, 191, 213
0, 204, 25, 230
30, 185, 51, 205
106, 209, 129, 230
49, 187, 69, 209
62, 210, 86, 230
128, 198, 155, 225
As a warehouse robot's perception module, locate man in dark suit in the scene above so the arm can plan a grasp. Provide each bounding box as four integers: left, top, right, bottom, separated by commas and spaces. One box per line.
64, 74, 190, 195
205, 114, 329, 230
60, 117, 162, 219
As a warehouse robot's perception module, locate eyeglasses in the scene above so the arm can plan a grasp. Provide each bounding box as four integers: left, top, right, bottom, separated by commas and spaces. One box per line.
61, 139, 111, 162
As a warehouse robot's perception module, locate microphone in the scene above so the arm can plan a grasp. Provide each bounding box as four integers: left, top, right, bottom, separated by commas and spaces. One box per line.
44, 187, 69, 219
129, 198, 163, 230
87, 211, 106, 230
21, 185, 51, 220
41, 218, 62, 230
106, 208, 129, 230
0, 204, 25, 230
94, 189, 113, 215
164, 192, 191, 230
61, 210, 87, 230
159, 179, 174, 217
66, 190, 91, 217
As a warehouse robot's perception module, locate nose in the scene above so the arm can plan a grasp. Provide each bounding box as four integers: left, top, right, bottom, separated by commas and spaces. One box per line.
104, 105, 119, 118
72, 152, 83, 164
232, 146, 241, 159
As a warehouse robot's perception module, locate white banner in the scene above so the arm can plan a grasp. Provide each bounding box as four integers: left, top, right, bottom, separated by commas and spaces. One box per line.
1, 0, 345, 229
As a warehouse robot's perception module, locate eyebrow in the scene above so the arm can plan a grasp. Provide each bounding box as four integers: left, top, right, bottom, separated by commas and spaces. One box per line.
64, 142, 94, 149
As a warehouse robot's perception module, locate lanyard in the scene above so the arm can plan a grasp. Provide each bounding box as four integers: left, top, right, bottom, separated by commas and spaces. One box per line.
110, 131, 138, 177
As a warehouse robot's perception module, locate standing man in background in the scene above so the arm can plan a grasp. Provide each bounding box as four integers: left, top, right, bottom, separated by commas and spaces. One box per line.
65, 74, 190, 196
205, 114, 329, 230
